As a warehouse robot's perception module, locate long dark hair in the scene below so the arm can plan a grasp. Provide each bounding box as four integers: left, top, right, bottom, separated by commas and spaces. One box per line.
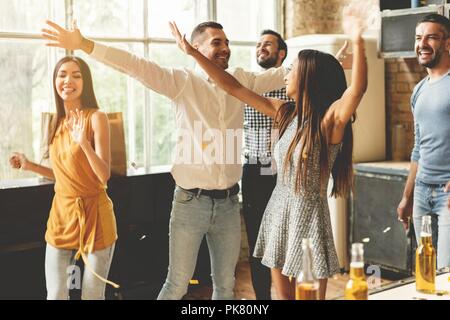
274, 49, 354, 198
48, 56, 99, 147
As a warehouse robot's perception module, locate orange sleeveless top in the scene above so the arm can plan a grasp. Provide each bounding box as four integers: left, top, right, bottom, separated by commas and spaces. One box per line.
46, 108, 118, 255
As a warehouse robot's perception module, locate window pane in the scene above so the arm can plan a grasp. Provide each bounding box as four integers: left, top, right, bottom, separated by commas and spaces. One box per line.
227, 45, 256, 161
229, 45, 257, 71
77, 43, 146, 168
0, 0, 55, 33
217, 0, 276, 41
148, 0, 208, 39
149, 43, 194, 166
0, 0, 279, 180
0, 40, 58, 180
255, 0, 277, 33
72, 0, 144, 37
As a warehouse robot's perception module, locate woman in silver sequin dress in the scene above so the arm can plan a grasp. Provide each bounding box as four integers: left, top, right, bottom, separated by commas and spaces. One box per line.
170, 6, 368, 300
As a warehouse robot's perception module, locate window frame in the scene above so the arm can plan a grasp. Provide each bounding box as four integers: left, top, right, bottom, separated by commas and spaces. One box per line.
0, 0, 282, 177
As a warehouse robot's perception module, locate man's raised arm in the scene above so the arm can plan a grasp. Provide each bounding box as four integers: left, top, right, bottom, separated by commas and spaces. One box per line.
42, 20, 188, 100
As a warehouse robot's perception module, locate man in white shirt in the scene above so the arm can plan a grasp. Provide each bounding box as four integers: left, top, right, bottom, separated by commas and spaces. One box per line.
42, 20, 286, 299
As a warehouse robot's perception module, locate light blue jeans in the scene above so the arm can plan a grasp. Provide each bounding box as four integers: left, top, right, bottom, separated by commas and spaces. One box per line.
45, 242, 115, 300
157, 186, 241, 300
413, 180, 450, 269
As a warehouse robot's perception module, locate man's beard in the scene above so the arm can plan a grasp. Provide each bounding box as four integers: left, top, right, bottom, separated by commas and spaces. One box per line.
417, 48, 443, 68
258, 55, 278, 69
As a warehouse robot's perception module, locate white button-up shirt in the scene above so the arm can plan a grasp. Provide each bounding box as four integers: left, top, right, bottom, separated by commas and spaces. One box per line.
90, 42, 286, 190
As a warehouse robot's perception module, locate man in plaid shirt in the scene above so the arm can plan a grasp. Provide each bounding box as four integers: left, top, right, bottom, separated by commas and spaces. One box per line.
242, 29, 292, 300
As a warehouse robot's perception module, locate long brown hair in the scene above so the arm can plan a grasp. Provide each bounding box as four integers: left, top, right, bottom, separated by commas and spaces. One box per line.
47, 56, 99, 148
274, 50, 354, 198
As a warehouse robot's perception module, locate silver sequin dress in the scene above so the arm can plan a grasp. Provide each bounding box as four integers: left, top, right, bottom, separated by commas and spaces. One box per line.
254, 118, 341, 279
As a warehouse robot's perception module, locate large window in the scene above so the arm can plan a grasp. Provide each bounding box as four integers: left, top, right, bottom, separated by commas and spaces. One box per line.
0, 0, 280, 181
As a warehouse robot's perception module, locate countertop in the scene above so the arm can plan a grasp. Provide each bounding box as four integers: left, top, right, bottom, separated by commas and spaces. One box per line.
0, 165, 171, 190
354, 161, 411, 177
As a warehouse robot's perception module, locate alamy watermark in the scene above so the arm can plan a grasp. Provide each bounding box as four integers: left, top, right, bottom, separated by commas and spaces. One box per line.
170, 120, 279, 170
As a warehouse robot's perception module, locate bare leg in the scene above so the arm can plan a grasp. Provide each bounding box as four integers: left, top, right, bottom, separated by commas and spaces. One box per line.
271, 268, 295, 300
319, 278, 328, 300
271, 267, 328, 300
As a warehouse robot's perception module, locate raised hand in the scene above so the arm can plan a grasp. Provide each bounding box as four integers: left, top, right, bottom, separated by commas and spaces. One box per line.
342, 2, 369, 42
41, 19, 84, 50
65, 109, 88, 146
169, 21, 196, 56
9, 152, 30, 171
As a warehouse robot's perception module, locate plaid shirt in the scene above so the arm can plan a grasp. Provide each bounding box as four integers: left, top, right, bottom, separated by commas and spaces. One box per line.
244, 87, 292, 162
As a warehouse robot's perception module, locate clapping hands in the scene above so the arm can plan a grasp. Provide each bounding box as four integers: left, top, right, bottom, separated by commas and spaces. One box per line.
65, 109, 88, 146
9, 152, 29, 171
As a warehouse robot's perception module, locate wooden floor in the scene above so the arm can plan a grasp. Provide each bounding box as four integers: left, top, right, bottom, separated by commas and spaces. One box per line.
184, 260, 362, 300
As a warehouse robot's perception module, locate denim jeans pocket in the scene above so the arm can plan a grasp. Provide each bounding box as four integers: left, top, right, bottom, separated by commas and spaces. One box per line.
174, 189, 194, 203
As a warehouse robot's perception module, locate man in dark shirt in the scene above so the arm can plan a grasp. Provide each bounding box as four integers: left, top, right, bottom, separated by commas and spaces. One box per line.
242, 29, 291, 300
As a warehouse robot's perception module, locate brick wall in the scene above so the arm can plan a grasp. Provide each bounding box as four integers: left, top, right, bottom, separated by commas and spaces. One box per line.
385, 58, 427, 160
284, 0, 351, 37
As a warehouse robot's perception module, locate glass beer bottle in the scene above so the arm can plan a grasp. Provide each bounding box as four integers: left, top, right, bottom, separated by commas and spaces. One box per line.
345, 243, 368, 300
296, 238, 319, 300
415, 215, 436, 293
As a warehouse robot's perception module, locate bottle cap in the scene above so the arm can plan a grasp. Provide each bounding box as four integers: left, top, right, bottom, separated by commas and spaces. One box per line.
352, 243, 364, 253
422, 215, 431, 224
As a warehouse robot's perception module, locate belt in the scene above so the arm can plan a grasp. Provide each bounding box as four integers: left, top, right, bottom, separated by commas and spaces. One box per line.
183, 184, 240, 199
416, 180, 446, 188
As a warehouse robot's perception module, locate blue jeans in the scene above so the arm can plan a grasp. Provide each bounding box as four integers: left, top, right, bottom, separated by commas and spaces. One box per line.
413, 180, 450, 269
157, 186, 241, 300
45, 243, 115, 300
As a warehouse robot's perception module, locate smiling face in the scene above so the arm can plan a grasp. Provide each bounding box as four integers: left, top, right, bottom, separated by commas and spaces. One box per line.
256, 34, 284, 69
194, 27, 231, 70
55, 61, 83, 104
415, 22, 449, 68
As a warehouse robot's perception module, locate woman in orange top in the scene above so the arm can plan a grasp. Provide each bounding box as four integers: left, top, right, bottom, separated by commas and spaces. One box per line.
10, 56, 118, 300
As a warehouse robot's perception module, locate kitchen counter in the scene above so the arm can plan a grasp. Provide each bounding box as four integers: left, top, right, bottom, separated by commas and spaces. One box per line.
370, 270, 450, 300
354, 161, 410, 177
0, 165, 171, 190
